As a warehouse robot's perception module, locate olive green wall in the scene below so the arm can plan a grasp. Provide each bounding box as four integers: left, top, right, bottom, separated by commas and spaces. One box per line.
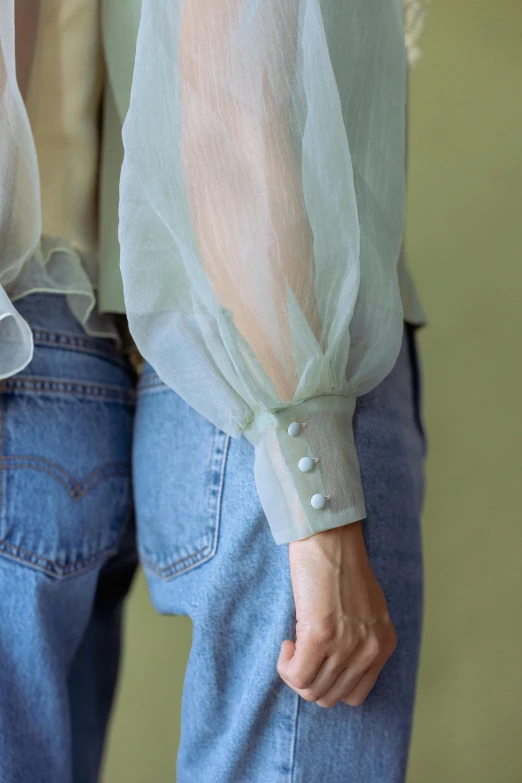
406, 1, 522, 780
102, 2, 522, 780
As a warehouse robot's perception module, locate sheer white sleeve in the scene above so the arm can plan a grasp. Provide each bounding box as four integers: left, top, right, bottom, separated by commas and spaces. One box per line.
119, 0, 408, 544
0, 0, 41, 378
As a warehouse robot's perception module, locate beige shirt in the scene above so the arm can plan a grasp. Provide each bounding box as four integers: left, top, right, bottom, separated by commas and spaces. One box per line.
20, 0, 426, 326
25, 0, 103, 261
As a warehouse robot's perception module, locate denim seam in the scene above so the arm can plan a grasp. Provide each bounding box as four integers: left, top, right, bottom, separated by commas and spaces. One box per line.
1, 376, 135, 396
190, 428, 229, 610
138, 428, 218, 578
31, 327, 116, 350
0, 457, 130, 499
0, 538, 120, 579
140, 428, 230, 581
30, 328, 132, 369
0, 376, 136, 404
140, 545, 213, 578
205, 426, 218, 532
289, 691, 300, 782
210, 430, 229, 557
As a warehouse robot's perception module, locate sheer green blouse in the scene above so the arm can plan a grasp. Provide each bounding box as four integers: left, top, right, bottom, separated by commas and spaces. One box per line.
1, 0, 426, 545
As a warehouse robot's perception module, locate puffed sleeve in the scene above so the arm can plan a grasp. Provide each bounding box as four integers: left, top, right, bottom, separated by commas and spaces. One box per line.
118, 0, 408, 544
0, 0, 41, 378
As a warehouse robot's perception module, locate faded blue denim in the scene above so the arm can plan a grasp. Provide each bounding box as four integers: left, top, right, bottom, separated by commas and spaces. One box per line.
0, 294, 137, 783
0, 292, 425, 782
133, 323, 425, 782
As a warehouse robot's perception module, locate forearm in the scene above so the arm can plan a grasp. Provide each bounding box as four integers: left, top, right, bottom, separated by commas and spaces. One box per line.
179, 0, 321, 402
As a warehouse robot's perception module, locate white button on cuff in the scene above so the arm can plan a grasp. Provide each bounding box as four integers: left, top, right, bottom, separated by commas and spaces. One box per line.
287, 421, 302, 437
310, 493, 327, 510
298, 457, 316, 473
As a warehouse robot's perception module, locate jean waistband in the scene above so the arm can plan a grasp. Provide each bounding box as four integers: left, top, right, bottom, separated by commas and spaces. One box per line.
13, 293, 130, 365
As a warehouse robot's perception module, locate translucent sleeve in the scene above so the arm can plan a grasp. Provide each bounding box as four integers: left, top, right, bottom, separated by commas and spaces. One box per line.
0, 0, 41, 378
118, 0, 408, 544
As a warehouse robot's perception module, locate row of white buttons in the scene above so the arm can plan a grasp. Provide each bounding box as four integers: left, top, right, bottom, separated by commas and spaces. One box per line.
287, 421, 327, 510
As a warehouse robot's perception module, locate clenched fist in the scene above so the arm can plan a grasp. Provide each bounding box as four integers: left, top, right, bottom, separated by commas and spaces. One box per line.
277, 521, 397, 708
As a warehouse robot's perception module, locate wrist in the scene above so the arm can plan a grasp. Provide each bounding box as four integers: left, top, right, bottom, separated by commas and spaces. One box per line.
289, 519, 367, 558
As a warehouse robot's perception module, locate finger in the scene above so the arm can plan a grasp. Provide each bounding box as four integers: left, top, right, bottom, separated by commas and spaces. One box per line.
340, 664, 381, 707
300, 651, 354, 701
316, 658, 381, 709
277, 636, 327, 691
277, 640, 295, 668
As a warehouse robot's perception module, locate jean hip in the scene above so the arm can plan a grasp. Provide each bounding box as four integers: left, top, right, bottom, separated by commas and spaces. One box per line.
133, 323, 425, 782
0, 293, 137, 783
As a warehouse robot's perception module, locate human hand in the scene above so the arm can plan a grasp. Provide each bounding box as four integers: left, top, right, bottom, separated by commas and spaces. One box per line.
277, 521, 397, 708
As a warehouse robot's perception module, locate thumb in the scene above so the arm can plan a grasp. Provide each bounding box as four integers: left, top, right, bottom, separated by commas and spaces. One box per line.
277, 640, 296, 675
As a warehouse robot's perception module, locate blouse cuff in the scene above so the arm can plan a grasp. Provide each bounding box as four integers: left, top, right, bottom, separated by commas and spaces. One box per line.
242, 395, 366, 545
0, 285, 34, 380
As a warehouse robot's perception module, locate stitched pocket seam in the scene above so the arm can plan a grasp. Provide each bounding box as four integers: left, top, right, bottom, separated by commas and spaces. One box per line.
0, 538, 121, 579
0, 456, 130, 499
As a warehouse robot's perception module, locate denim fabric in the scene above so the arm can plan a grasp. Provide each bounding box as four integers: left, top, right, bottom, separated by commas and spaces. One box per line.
0, 291, 424, 782
133, 323, 425, 783
0, 294, 138, 783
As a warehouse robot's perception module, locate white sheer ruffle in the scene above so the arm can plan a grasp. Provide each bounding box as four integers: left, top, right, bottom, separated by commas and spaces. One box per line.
9, 237, 121, 338
0, 236, 120, 379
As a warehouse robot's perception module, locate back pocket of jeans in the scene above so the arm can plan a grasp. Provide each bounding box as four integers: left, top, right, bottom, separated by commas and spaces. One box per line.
133, 365, 229, 580
0, 379, 134, 579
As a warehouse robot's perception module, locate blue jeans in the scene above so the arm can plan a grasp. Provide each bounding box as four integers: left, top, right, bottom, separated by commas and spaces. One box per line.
134, 322, 425, 781
0, 293, 425, 782
0, 294, 137, 782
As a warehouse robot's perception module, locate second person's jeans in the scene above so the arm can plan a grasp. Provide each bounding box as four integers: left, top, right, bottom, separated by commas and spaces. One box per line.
0, 294, 138, 782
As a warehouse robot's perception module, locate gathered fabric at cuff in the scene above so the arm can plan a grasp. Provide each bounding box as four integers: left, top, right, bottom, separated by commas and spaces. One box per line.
242, 394, 366, 545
